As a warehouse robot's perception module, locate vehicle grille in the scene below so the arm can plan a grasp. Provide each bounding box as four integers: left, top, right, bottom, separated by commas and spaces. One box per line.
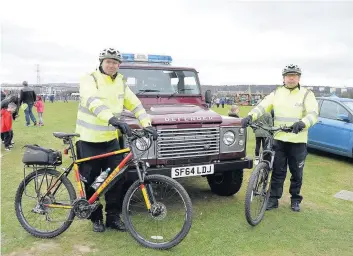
157, 127, 220, 159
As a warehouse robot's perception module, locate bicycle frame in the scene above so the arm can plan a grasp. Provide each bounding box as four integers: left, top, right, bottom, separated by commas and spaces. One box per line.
42, 138, 153, 211
259, 136, 276, 169
252, 122, 292, 169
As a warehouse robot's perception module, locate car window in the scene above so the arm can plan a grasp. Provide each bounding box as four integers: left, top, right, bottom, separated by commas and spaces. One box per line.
343, 101, 353, 112
320, 100, 349, 119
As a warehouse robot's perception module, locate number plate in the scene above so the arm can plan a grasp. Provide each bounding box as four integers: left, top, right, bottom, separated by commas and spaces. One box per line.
171, 164, 214, 178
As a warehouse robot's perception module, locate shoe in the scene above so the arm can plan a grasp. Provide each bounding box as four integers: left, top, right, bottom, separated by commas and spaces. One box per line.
33, 122, 37, 126
106, 214, 126, 232
8, 145, 13, 148
266, 199, 278, 211
93, 219, 105, 232
5, 147, 11, 151
291, 201, 300, 212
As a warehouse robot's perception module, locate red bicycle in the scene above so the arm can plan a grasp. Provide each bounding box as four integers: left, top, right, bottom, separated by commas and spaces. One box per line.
15, 128, 192, 249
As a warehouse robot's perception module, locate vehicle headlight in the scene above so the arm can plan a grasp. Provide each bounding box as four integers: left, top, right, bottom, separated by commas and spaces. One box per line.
239, 128, 245, 135
135, 137, 152, 151
223, 131, 236, 146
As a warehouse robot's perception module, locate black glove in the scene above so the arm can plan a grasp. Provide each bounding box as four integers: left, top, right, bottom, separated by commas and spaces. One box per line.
241, 115, 253, 128
108, 116, 132, 136
143, 126, 158, 141
291, 121, 306, 134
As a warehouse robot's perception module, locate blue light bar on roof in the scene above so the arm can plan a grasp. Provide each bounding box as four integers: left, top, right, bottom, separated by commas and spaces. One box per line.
121, 53, 135, 62
121, 53, 172, 64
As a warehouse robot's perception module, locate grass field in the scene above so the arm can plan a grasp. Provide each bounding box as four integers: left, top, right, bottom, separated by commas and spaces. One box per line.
1, 102, 353, 256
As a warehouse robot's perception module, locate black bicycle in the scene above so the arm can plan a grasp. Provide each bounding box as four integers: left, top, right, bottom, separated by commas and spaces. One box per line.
244, 122, 293, 226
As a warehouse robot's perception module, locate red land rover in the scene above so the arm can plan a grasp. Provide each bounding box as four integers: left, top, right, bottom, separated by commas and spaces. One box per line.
119, 53, 253, 196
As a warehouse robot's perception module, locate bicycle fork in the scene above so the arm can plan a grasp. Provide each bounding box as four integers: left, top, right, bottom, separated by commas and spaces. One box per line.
134, 160, 155, 211
260, 150, 276, 170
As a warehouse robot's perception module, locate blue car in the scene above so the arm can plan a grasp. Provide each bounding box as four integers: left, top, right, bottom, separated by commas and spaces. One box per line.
308, 96, 353, 158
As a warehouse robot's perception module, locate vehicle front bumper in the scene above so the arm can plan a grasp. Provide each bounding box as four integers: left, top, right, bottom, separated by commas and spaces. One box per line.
126, 157, 253, 180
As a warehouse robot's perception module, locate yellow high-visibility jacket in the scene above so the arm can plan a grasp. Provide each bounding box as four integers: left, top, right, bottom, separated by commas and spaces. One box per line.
76, 69, 151, 142
248, 86, 318, 143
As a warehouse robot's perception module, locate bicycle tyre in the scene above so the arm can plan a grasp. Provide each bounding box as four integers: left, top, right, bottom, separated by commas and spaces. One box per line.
122, 174, 192, 250
244, 162, 271, 226
15, 168, 76, 238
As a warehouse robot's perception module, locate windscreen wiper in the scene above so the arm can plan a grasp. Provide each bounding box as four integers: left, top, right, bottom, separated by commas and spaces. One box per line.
168, 88, 194, 99
136, 89, 160, 95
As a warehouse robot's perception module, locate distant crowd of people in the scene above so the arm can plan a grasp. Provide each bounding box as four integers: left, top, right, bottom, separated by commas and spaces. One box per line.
1, 81, 46, 151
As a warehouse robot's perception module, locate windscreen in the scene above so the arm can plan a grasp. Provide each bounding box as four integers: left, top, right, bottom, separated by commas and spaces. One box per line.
119, 69, 201, 96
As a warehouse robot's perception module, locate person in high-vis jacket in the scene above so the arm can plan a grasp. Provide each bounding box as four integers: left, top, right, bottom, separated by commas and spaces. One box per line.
241, 64, 318, 212
75, 48, 157, 232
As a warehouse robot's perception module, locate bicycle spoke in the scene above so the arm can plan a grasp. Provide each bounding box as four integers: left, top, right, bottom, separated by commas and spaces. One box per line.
245, 163, 270, 226
124, 176, 192, 249
17, 171, 74, 234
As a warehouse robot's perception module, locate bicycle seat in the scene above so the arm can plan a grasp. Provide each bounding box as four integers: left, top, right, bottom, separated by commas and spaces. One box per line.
53, 132, 80, 139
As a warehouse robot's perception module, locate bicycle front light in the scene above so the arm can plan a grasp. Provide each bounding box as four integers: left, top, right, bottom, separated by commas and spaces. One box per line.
223, 131, 236, 146
135, 137, 152, 151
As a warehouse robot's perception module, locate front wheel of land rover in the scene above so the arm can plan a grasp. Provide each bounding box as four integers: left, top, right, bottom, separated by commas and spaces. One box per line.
207, 170, 243, 196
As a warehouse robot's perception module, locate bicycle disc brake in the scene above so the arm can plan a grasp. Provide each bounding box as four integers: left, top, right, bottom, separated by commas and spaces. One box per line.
150, 202, 167, 220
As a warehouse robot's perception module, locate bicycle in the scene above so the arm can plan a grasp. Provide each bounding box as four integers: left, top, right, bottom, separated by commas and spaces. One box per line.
15, 128, 193, 250
244, 122, 293, 226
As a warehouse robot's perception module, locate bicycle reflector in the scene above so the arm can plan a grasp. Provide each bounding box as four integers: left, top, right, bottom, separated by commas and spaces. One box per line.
121, 53, 172, 64
63, 148, 69, 155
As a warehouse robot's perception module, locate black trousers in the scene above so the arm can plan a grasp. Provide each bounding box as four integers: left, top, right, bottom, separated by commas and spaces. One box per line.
269, 140, 307, 203
2, 130, 13, 147
255, 137, 267, 156
76, 139, 124, 222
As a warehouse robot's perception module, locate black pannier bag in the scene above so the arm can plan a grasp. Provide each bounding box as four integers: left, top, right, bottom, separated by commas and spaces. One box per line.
22, 145, 62, 166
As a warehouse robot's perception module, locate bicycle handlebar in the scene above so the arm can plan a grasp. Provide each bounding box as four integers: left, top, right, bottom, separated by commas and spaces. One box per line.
124, 128, 158, 153
249, 122, 293, 133
129, 127, 157, 141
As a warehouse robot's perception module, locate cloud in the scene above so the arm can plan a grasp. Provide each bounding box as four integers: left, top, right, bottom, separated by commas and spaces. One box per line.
2, 23, 91, 62
1, 0, 352, 86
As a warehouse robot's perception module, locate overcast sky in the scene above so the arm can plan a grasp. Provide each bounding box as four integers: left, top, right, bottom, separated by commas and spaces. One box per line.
1, 0, 352, 86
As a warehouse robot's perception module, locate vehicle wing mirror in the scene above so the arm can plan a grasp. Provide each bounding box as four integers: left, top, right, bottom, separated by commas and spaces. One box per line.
205, 90, 212, 104
337, 114, 350, 122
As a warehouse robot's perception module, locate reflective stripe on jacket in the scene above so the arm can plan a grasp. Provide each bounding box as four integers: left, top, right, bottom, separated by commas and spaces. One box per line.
76, 69, 151, 142
248, 86, 318, 143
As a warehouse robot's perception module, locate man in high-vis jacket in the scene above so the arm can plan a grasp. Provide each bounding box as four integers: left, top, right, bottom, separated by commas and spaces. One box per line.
241, 64, 318, 212
76, 48, 157, 232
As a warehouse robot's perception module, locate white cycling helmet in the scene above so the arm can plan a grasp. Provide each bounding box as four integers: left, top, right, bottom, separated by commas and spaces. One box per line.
282, 64, 302, 76
99, 48, 122, 62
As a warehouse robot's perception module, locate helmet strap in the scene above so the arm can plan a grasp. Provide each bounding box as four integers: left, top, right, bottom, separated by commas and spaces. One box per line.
284, 83, 300, 90
99, 65, 118, 80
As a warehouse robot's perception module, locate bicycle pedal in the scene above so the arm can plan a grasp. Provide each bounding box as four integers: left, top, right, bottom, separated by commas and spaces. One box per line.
91, 201, 102, 211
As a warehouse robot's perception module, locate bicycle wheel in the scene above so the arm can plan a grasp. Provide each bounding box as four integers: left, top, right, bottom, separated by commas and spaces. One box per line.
15, 168, 76, 238
245, 162, 271, 226
122, 175, 192, 250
